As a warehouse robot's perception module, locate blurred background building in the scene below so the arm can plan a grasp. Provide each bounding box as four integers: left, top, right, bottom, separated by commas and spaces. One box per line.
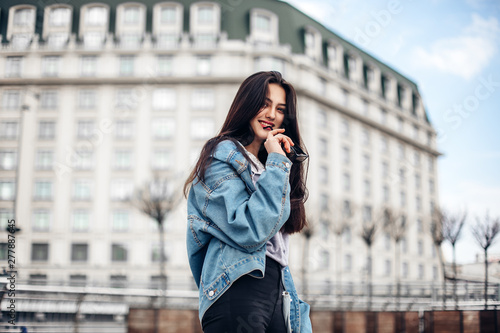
0, 0, 441, 304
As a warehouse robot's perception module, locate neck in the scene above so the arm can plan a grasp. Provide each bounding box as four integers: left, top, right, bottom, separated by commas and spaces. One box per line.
244, 139, 263, 158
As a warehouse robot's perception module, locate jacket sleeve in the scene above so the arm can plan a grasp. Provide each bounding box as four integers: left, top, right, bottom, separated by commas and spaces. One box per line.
193, 152, 292, 253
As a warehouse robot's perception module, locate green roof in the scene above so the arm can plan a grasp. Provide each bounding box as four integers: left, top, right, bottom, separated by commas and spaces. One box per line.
0, 0, 420, 92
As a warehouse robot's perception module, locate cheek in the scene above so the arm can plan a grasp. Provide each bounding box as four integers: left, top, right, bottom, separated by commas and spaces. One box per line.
276, 114, 285, 128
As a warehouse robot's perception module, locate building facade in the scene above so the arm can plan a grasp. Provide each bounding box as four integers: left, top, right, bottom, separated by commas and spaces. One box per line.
0, 0, 441, 294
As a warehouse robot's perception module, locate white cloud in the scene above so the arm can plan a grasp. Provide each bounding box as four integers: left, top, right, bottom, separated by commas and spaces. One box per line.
441, 181, 500, 217
411, 13, 500, 79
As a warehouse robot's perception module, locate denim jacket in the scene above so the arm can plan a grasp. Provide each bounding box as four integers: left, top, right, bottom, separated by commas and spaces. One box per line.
186, 140, 312, 333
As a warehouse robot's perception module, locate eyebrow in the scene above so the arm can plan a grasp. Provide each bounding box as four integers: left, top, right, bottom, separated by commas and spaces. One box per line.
265, 97, 286, 107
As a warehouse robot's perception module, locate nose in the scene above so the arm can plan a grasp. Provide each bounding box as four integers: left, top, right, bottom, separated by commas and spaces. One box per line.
265, 106, 276, 120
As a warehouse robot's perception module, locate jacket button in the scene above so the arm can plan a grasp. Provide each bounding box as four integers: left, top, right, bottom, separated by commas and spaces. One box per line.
208, 290, 214, 297
285, 162, 290, 168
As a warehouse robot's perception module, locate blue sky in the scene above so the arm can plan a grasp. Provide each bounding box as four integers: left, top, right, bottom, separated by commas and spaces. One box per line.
283, 0, 500, 264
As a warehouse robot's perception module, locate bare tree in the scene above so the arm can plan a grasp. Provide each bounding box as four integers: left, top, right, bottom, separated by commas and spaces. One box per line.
129, 173, 181, 307
471, 212, 500, 310
326, 199, 355, 308
442, 209, 467, 309
430, 209, 447, 310
382, 206, 407, 310
360, 210, 379, 311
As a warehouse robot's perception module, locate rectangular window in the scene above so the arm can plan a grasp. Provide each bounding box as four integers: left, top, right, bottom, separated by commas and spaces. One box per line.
191, 118, 214, 140
112, 211, 129, 231
382, 161, 389, 179
0, 180, 15, 200
418, 264, 424, 279
47, 32, 69, 49
191, 89, 214, 110
70, 274, 87, 286
110, 179, 133, 201
35, 150, 53, 170
115, 121, 133, 139
152, 88, 176, 110
81, 56, 97, 77
343, 173, 350, 192
72, 210, 90, 232
73, 179, 92, 200
319, 166, 328, 185
83, 32, 105, 49
363, 205, 372, 223
119, 55, 134, 76
157, 55, 173, 76
0, 122, 19, 139
38, 121, 56, 139
152, 149, 173, 170
385, 259, 391, 276
0, 150, 17, 170
342, 146, 350, 165
71, 243, 88, 262
5, 57, 23, 77
152, 118, 175, 139
255, 13, 271, 32
115, 89, 137, 110
0, 216, 11, 238
418, 240, 424, 255
32, 210, 51, 231
196, 56, 211, 76
2, 90, 21, 110
341, 119, 350, 137
383, 185, 390, 202
77, 120, 95, 139
31, 243, 49, 261
344, 254, 352, 272
363, 154, 370, 172
111, 244, 128, 262
319, 138, 328, 156
317, 110, 327, 128
78, 90, 97, 109
40, 90, 58, 109
429, 179, 435, 194
364, 179, 371, 197
42, 56, 60, 77
113, 150, 132, 170
33, 180, 53, 200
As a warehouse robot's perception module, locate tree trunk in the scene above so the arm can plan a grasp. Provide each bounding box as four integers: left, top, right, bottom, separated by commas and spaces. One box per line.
368, 246, 373, 311
484, 248, 488, 310
453, 244, 458, 310
159, 221, 167, 307
395, 242, 400, 311
435, 244, 446, 309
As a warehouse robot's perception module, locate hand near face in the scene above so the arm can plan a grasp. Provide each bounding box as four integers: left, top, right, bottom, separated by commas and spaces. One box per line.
263, 128, 294, 157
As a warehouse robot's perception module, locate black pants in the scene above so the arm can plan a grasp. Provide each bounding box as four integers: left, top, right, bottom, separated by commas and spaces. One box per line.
202, 257, 287, 333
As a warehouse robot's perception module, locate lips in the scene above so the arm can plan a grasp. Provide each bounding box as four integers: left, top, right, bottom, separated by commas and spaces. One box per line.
259, 120, 274, 130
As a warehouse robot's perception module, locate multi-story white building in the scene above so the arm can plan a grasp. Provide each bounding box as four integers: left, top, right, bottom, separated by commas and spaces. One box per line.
0, 0, 441, 295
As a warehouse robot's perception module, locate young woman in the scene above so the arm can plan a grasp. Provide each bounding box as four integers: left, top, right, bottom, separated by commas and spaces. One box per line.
185, 71, 312, 332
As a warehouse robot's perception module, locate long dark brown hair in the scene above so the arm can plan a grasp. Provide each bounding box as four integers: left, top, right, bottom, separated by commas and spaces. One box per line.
184, 71, 308, 234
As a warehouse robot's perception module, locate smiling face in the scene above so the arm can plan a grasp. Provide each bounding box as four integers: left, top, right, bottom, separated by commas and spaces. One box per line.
248, 83, 287, 147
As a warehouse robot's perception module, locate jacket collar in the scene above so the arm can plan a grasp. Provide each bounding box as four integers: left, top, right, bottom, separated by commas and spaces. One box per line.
213, 140, 257, 192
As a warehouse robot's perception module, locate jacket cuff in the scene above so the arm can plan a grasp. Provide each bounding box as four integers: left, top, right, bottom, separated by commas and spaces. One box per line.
266, 152, 292, 172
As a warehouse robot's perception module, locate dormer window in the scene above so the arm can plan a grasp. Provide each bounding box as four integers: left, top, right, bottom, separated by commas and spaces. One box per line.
198, 5, 214, 24
255, 14, 270, 32
250, 9, 278, 45
160, 6, 177, 24
14, 8, 35, 27
123, 6, 140, 25
86, 6, 107, 26
304, 26, 322, 63
154, 3, 183, 49
49, 7, 71, 26
190, 2, 221, 47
